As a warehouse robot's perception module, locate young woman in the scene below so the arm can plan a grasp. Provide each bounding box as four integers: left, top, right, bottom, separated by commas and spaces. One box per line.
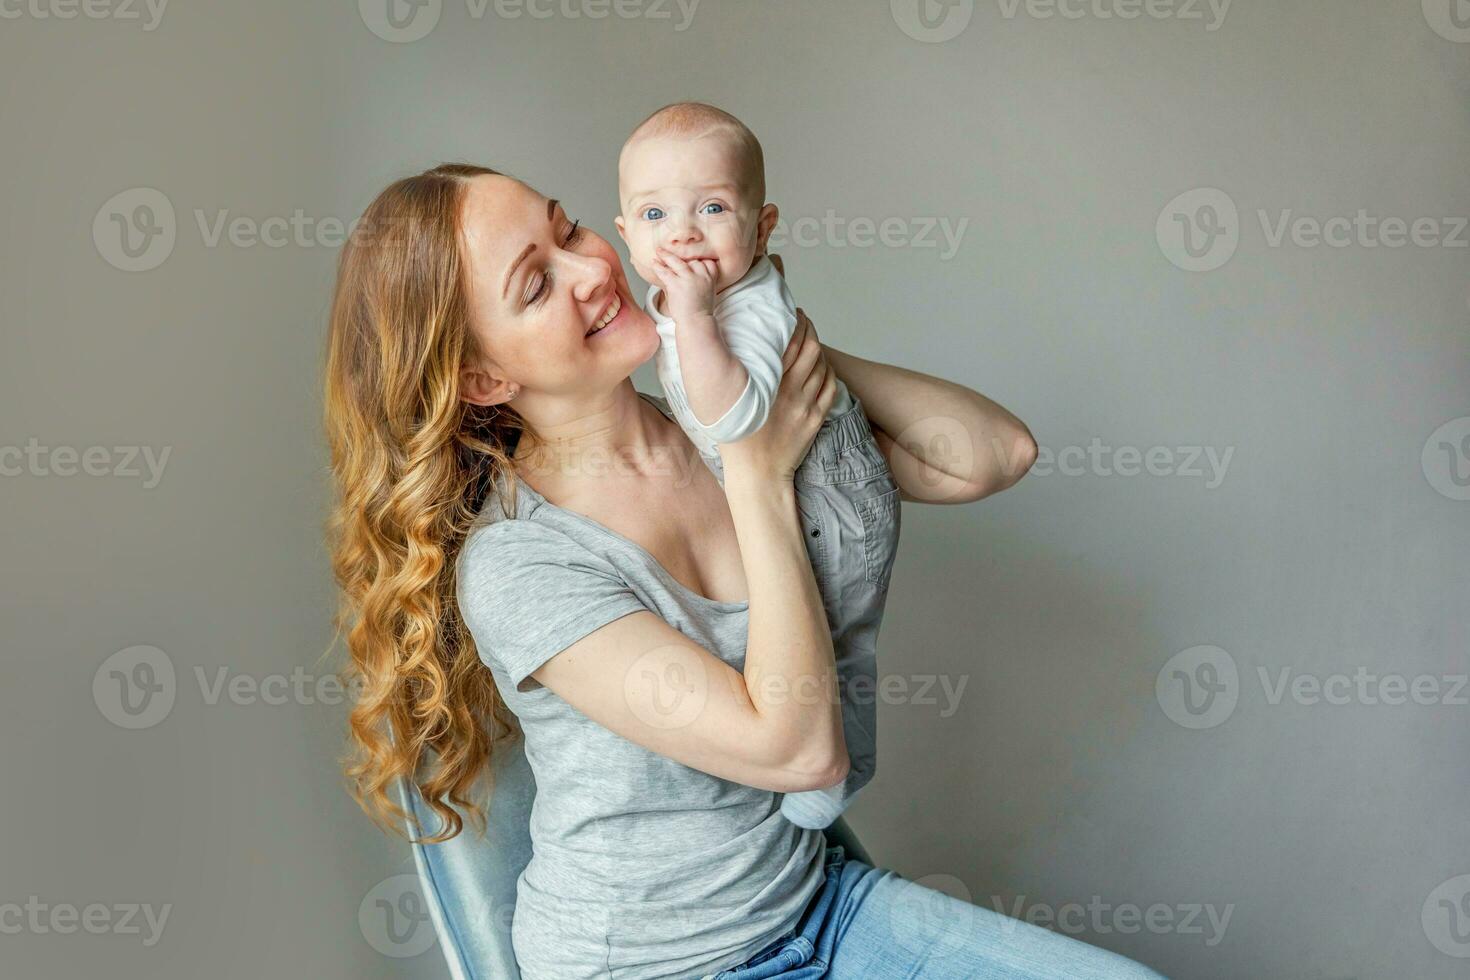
324, 163, 1166, 980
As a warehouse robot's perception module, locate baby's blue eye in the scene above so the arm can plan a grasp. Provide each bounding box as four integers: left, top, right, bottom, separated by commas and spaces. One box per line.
700, 203, 725, 215
641, 207, 665, 221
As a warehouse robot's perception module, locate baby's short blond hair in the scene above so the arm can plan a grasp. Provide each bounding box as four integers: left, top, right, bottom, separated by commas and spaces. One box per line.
620, 101, 766, 203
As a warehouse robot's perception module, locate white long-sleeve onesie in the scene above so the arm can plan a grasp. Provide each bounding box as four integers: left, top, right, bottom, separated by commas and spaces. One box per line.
645, 255, 854, 459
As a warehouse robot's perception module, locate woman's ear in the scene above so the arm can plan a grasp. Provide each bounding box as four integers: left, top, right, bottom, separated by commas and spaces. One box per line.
754, 203, 780, 256
459, 364, 518, 407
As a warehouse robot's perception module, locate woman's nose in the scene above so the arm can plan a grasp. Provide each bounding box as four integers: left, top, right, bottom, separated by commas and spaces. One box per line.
568, 252, 613, 304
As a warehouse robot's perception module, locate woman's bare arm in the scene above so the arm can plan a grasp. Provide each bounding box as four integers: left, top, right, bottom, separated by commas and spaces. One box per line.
530, 601, 845, 794
823, 341, 1038, 504
529, 324, 849, 793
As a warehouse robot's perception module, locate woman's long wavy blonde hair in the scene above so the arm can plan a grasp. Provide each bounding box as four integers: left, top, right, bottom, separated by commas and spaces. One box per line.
324, 163, 529, 844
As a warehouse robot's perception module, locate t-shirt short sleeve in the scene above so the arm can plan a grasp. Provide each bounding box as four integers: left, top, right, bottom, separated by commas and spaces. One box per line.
458, 519, 647, 693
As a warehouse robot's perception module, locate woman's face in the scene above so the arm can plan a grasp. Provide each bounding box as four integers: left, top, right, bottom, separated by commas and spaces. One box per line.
458, 174, 658, 406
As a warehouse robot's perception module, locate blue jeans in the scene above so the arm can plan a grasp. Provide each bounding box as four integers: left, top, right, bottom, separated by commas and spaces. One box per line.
710, 846, 1170, 980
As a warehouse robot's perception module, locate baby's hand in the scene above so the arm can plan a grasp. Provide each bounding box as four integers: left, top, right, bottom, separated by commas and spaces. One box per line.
654, 247, 719, 323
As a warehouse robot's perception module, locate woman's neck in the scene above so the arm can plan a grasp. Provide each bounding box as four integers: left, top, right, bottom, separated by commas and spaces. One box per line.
510, 381, 671, 487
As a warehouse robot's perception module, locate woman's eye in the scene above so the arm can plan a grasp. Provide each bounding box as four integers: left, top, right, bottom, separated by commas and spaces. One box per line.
700, 203, 725, 215
641, 207, 664, 221
524, 220, 583, 307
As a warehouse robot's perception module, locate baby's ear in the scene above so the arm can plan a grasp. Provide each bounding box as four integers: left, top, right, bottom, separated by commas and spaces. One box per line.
754, 204, 779, 255
613, 215, 627, 242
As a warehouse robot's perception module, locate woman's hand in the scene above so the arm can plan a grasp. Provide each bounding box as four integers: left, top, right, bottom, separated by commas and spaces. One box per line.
718, 308, 836, 486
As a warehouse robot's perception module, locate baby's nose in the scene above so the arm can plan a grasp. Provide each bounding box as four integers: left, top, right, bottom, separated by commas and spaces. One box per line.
667, 218, 702, 244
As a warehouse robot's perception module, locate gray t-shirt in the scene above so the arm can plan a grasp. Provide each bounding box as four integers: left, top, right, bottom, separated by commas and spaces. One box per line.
456, 391, 826, 980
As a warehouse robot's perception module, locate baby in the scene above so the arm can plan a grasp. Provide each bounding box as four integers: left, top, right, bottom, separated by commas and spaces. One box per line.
615, 102, 902, 830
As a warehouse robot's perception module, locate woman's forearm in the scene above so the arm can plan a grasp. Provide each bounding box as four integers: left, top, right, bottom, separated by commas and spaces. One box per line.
721, 471, 847, 788
823, 343, 1039, 502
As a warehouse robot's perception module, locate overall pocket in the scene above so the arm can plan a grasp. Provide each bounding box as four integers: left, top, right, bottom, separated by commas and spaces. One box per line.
855, 487, 901, 590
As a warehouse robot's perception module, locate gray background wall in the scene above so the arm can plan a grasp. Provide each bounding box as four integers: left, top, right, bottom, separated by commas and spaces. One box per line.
2, 1, 1466, 977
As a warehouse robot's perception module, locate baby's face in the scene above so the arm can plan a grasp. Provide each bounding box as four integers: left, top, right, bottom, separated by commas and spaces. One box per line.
616, 134, 768, 295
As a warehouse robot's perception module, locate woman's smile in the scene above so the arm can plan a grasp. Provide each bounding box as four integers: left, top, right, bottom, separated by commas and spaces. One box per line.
586, 290, 627, 338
